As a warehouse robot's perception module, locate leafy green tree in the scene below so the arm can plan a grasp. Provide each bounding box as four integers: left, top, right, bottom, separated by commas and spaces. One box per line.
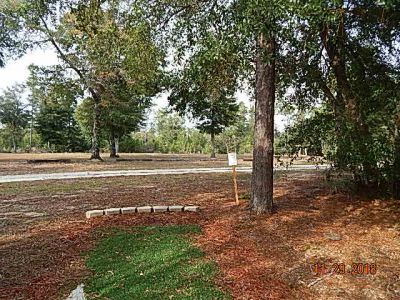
64, 1, 164, 158
4, 0, 164, 159
97, 74, 155, 157
75, 97, 93, 141
279, 1, 400, 197
156, 0, 297, 212
35, 105, 88, 152
168, 28, 240, 158
0, 1, 26, 67
216, 103, 252, 154
26, 93, 39, 150
116, 122, 210, 154
154, 109, 187, 153
27, 65, 88, 152
118, 130, 158, 153
276, 108, 336, 157
185, 129, 209, 154
0, 84, 29, 152
76, 92, 151, 157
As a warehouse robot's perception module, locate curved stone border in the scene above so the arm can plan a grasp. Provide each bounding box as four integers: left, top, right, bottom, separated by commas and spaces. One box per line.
86, 205, 199, 218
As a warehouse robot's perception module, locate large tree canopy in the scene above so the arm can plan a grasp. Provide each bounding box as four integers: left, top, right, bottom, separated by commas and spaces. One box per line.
2, 0, 165, 159
278, 0, 400, 196
154, 0, 297, 212
154, 0, 400, 205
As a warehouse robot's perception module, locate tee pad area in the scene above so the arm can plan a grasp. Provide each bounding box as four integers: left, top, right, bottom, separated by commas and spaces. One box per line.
86, 205, 200, 218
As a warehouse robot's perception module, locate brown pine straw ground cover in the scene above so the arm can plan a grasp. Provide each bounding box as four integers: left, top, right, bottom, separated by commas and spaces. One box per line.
0, 171, 399, 299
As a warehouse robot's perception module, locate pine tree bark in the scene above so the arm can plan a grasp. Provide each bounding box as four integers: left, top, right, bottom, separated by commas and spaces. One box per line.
251, 33, 276, 214
393, 124, 400, 199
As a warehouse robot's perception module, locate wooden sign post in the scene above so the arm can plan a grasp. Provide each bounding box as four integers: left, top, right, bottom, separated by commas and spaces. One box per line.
228, 152, 239, 205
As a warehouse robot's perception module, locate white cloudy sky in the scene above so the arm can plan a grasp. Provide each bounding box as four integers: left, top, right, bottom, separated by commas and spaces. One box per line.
0, 48, 287, 130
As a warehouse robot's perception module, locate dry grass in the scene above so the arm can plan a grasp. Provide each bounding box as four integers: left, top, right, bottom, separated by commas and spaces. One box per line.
0, 153, 239, 175
0, 152, 320, 176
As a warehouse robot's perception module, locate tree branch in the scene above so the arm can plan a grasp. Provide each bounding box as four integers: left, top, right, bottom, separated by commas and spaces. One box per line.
38, 15, 103, 104
38, 15, 86, 84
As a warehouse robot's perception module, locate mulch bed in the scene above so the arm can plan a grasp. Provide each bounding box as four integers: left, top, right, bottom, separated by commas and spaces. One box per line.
1, 172, 399, 299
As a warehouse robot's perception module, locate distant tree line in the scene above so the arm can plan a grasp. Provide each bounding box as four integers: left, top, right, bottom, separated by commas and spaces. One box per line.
0, 82, 255, 155
120, 105, 254, 155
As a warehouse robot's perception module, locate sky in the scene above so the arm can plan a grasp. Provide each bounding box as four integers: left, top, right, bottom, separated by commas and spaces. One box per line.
0, 48, 287, 130
0, 49, 59, 89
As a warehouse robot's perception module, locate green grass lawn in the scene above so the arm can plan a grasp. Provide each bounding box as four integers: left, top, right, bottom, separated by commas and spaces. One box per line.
85, 225, 229, 300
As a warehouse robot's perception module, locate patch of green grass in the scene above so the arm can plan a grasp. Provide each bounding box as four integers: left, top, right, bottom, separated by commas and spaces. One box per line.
85, 225, 230, 300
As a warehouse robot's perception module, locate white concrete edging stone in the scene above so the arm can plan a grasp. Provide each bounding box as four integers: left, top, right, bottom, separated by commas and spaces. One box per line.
86, 205, 199, 218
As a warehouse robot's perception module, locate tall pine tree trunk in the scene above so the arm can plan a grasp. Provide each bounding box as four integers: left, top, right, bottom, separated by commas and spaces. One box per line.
251, 33, 276, 214
210, 132, 216, 158
115, 137, 119, 155
90, 91, 102, 160
109, 132, 119, 158
393, 124, 400, 199
29, 118, 33, 151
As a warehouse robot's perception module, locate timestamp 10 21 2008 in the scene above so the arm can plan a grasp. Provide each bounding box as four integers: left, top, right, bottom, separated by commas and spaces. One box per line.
311, 263, 377, 276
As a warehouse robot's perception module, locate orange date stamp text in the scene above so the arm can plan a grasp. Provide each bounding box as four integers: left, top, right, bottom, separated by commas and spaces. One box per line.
311, 263, 377, 276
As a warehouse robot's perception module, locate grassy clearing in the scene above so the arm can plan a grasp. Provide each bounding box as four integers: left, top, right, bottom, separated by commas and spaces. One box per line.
0, 153, 235, 175
0, 153, 323, 176
85, 225, 229, 300
0, 172, 240, 196
0, 179, 107, 195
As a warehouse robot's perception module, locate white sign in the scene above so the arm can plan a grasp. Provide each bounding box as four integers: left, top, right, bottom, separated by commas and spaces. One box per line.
228, 152, 237, 166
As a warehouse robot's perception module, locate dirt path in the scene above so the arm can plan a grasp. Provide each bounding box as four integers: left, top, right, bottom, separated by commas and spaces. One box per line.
0, 165, 327, 183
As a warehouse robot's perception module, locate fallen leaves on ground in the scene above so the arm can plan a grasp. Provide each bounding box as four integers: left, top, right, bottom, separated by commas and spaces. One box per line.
1, 172, 399, 299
